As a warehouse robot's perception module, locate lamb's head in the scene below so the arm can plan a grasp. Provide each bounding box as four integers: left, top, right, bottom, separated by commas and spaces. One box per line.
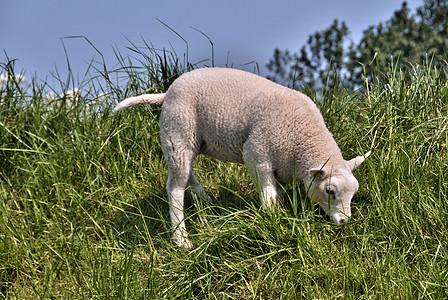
307, 152, 370, 224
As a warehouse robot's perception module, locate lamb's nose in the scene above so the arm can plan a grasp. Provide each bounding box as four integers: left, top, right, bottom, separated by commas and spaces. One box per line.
330, 214, 349, 225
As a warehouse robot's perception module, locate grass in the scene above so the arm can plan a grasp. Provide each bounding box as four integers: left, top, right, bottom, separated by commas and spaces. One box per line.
1, 41, 448, 299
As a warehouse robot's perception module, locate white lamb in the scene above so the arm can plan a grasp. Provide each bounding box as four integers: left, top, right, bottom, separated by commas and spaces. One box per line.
115, 68, 370, 248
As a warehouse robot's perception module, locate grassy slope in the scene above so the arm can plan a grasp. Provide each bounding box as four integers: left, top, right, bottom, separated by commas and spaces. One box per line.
1, 51, 447, 299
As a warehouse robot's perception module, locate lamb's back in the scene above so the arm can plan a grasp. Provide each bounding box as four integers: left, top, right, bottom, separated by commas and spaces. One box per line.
163, 68, 343, 169
165, 67, 299, 132
163, 68, 281, 161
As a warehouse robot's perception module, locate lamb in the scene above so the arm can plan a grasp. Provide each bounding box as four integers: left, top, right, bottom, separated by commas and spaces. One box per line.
115, 67, 370, 248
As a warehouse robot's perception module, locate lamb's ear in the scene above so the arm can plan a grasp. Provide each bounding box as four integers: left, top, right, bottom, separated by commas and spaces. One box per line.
309, 167, 328, 178
347, 151, 371, 171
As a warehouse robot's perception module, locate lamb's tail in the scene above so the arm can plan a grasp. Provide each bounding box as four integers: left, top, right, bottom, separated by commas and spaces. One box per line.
114, 93, 166, 111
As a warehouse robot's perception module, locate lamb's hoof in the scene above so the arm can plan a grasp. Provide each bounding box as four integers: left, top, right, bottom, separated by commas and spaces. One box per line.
174, 235, 193, 249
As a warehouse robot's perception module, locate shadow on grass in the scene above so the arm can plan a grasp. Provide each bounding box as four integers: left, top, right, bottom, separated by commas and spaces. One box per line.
0, 267, 16, 298
110, 179, 265, 249
110, 178, 332, 250
112, 188, 172, 249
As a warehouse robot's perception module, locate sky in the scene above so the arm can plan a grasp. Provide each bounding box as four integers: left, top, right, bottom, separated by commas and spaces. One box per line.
1, 0, 424, 82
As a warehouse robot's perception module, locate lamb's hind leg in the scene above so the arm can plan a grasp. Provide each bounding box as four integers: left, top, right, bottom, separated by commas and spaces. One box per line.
188, 170, 213, 203
165, 150, 195, 248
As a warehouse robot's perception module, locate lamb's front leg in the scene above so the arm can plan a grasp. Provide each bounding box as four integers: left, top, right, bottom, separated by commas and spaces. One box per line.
259, 171, 279, 210
243, 156, 279, 210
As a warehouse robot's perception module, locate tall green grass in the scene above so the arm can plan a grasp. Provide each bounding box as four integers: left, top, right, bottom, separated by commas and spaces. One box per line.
1, 42, 447, 299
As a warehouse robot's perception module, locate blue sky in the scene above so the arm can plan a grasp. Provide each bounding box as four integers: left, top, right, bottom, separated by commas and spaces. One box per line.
1, 0, 423, 80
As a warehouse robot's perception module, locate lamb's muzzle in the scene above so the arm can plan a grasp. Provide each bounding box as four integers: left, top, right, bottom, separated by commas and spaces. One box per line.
114, 68, 370, 248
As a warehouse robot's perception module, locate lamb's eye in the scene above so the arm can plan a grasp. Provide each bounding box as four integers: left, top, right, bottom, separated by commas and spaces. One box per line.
326, 187, 335, 196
